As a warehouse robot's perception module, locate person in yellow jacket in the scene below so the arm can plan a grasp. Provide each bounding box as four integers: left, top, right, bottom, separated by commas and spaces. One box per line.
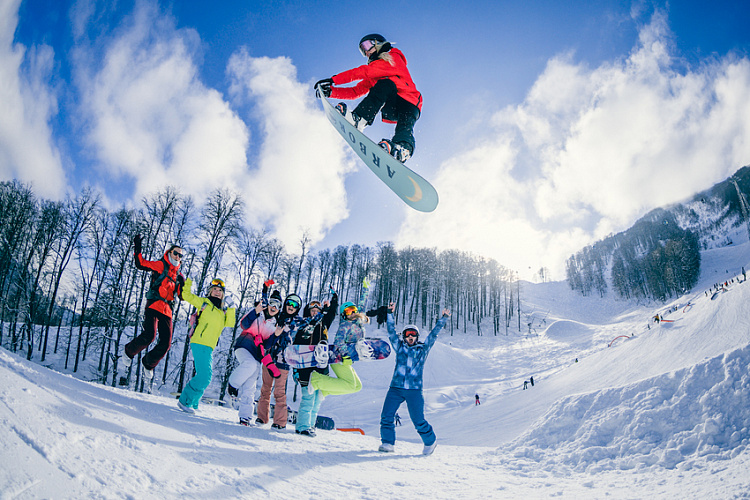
178, 278, 236, 413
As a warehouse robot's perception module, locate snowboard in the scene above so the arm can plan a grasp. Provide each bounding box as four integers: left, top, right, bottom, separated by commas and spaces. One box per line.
319, 95, 439, 212
285, 338, 392, 368
286, 409, 335, 430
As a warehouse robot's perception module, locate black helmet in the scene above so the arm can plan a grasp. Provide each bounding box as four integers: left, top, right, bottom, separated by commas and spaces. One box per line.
358, 33, 387, 56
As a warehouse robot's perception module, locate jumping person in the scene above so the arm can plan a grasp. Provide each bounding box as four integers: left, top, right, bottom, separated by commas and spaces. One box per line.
177, 278, 236, 413
315, 33, 422, 163
307, 300, 372, 397
122, 235, 184, 381
379, 303, 451, 455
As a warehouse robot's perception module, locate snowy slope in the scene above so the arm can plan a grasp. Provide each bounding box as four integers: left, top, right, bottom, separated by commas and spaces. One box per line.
2, 239, 750, 498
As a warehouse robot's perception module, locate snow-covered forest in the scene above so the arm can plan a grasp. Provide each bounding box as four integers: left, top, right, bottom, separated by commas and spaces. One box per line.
566, 166, 750, 301
0, 181, 521, 398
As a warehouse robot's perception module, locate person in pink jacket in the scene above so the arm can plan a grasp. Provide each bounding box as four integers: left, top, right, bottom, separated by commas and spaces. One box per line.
315, 33, 422, 163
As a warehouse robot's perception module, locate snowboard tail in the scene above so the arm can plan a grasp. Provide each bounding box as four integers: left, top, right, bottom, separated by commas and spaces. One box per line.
320, 95, 438, 212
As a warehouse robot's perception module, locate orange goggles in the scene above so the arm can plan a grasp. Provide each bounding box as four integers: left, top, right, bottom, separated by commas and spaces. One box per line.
343, 305, 358, 316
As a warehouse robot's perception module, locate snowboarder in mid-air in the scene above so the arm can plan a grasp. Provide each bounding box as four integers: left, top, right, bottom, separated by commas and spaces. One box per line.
315, 33, 422, 164
121, 235, 184, 385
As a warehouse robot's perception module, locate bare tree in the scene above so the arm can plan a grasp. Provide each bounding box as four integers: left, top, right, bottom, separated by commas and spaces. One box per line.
41, 189, 99, 362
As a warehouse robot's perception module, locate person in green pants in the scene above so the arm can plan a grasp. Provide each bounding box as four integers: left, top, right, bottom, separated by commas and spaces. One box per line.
178, 278, 236, 413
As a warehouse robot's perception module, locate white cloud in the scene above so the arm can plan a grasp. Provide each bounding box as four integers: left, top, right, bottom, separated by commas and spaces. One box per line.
0, 0, 66, 198
74, 1, 352, 252
226, 49, 354, 250
77, 2, 249, 202
398, 12, 750, 280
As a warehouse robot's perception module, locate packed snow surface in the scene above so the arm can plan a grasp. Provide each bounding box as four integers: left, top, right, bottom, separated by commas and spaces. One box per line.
2, 239, 750, 498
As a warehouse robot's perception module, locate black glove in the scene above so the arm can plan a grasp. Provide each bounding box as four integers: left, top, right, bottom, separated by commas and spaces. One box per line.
376, 305, 388, 326
133, 234, 142, 255
315, 78, 333, 98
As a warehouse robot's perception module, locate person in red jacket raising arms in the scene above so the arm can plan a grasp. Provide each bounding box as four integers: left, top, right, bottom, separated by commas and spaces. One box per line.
315, 33, 422, 164
122, 235, 184, 382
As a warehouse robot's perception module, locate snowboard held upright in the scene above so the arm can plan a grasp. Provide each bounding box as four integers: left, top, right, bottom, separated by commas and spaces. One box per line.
285, 338, 391, 368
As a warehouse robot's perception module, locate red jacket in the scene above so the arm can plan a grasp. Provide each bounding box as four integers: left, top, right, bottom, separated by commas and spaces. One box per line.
135, 250, 183, 317
330, 48, 422, 113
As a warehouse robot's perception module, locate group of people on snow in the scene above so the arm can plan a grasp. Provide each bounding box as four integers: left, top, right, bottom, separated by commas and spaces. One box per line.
119, 32, 439, 452
121, 234, 451, 455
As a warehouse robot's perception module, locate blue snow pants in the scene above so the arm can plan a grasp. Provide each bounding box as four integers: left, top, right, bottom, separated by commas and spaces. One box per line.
179, 344, 213, 409
379, 386, 435, 446
296, 387, 324, 432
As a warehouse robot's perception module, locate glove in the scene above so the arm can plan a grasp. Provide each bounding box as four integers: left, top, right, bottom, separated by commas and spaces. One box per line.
224, 295, 234, 308
314, 78, 333, 98
264, 279, 275, 287
313, 342, 329, 368
261, 354, 281, 378
133, 234, 142, 255
355, 339, 374, 360
376, 305, 388, 326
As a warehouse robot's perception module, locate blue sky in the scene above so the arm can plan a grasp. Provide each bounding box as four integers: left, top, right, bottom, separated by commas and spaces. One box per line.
3, 0, 750, 279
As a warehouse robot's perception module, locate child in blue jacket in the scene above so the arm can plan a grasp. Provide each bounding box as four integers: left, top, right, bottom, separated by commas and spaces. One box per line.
378, 302, 450, 455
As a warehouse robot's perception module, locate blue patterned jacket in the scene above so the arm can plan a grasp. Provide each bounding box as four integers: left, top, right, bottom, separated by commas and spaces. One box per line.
386, 313, 448, 390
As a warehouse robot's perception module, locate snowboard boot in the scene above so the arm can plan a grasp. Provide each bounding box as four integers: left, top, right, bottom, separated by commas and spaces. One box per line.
378, 443, 395, 453
177, 401, 195, 414
239, 417, 255, 426
142, 365, 154, 381
336, 102, 367, 132
422, 440, 437, 456
255, 417, 265, 426
378, 139, 411, 163
271, 423, 285, 431
121, 355, 132, 368
296, 428, 316, 437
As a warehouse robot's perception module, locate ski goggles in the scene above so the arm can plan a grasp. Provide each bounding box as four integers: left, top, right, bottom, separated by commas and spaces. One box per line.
285, 298, 300, 309
268, 298, 282, 310
343, 305, 358, 316
359, 39, 376, 56
403, 328, 419, 338
210, 278, 225, 290
308, 301, 322, 310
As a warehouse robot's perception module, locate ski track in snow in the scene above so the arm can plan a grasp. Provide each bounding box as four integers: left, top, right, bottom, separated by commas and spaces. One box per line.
1, 234, 750, 498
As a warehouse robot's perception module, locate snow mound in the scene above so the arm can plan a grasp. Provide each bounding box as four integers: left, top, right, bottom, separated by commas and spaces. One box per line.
543, 319, 596, 343
504, 343, 750, 473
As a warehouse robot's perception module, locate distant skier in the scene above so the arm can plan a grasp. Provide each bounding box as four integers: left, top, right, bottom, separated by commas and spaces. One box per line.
378, 302, 451, 456
523, 380, 529, 390
315, 33, 422, 163
394, 413, 402, 426
122, 235, 184, 382
475, 394, 480, 405
177, 278, 235, 414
